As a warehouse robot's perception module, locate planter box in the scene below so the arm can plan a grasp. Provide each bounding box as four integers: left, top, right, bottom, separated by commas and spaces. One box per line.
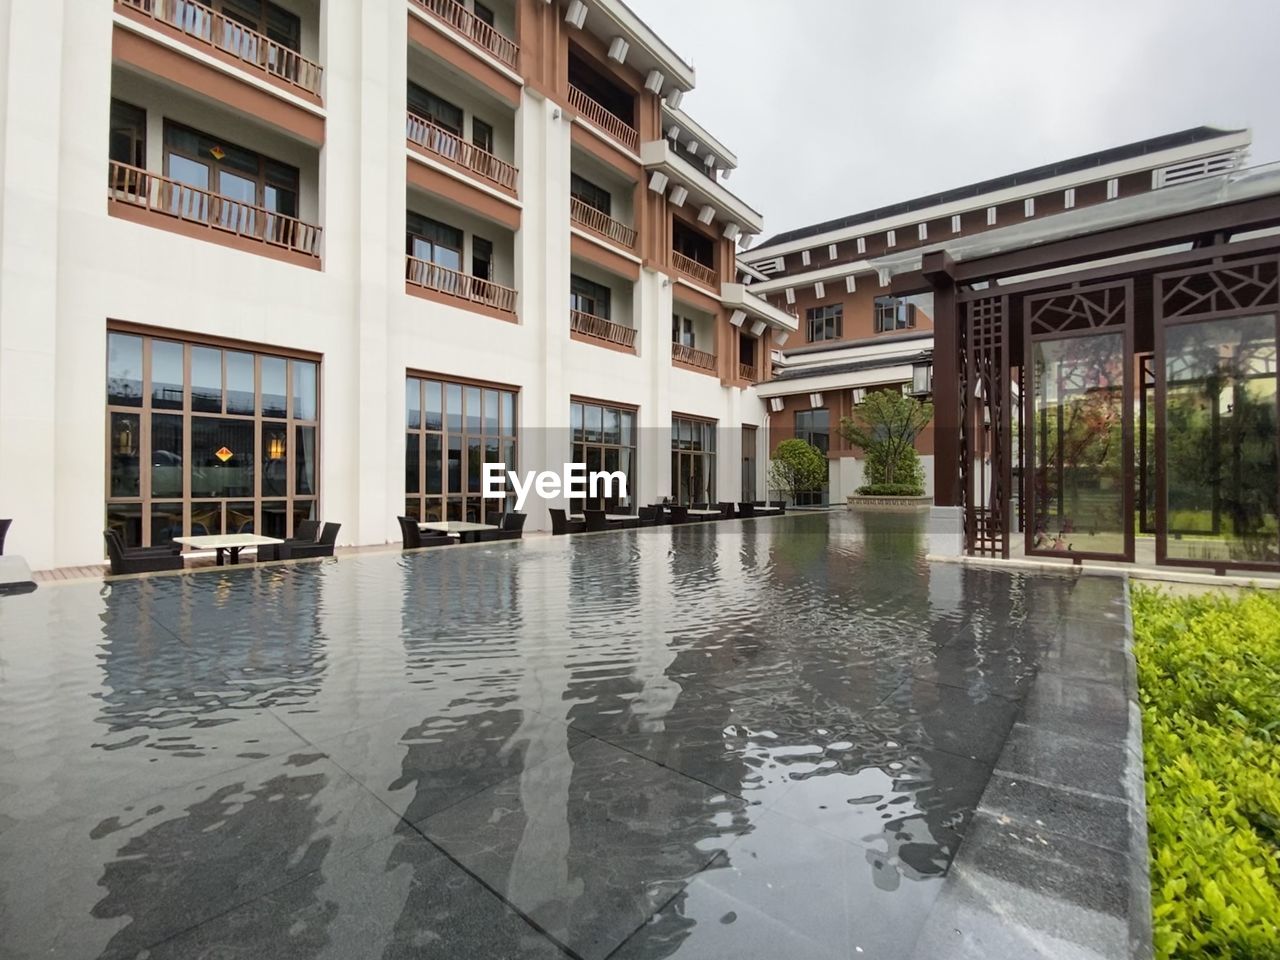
847, 494, 933, 510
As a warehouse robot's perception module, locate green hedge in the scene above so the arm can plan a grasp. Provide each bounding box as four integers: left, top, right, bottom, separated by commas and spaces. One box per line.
855, 483, 926, 497
1132, 586, 1280, 959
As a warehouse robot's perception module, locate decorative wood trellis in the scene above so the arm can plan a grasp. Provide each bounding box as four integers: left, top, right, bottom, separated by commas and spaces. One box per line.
961, 296, 1011, 557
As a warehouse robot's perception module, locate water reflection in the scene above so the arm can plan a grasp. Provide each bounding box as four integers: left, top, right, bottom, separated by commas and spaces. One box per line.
0, 512, 1103, 959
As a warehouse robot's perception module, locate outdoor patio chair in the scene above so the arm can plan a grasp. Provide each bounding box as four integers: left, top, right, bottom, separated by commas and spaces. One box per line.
284, 522, 339, 559
692, 502, 709, 510
0, 518, 10, 555
667, 505, 690, 524
550, 508, 585, 535
769, 500, 788, 513
637, 505, 659, 527
716, 501, 736, 519
474, 528, 521, 543
500, 512, 527, 534
103, 530, 184, 576
258, 520, 323, 561
584, 509, 610, 532
737, 502, 756, 518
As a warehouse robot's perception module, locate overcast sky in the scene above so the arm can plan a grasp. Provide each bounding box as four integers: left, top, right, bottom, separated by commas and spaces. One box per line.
629, 0, 1280, 244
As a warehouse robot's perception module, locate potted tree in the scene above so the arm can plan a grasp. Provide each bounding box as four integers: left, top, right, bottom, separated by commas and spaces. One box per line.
768, 438, 828, 507
839, 390, 934, 507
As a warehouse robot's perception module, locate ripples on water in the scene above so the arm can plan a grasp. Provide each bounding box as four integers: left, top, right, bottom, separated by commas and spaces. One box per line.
0, 511, 1085, 959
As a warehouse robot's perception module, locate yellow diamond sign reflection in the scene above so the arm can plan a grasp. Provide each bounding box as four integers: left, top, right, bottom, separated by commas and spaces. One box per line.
215, 446, 234, 463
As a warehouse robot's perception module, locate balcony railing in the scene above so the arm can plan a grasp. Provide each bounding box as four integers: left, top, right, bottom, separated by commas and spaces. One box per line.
571, 310, 636, 349
738, 362, 758, 383
108, 161, 322, 257
567, 85, 638, 153
406, 255, 517, 314
672, 342, 717, 372
570, 197, 636, 249
409, 0, 519, 70
406, 113, 519, 194
672, 251, 718, 289
116, 0, 323, 96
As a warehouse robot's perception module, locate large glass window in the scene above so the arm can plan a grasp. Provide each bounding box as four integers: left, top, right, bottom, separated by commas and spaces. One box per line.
105, 331, 319, 548
406, 375, 516, 523
672, 314, 696, 347
570, 173, 612, 216
407, 81, 464, 135
571, 399, 635, 512
806, 304, 843, 342
570, 274, 612, 319
406, 211, 463, 273
671, 417, 716, 505
1163, 314, 1279, 565
874, 296, 916, 333
1029, 334, 1127, 557
672, 220, 715, 269
162, 122, 300, 230
792, 409, 829, 505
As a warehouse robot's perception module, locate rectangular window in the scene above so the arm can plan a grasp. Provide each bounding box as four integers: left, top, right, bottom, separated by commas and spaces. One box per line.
109, 99, 146, 169
162, 121, 300, 227
792, 409, 829, 505
805, 304, 843, 342
672, 314, 695, 347
406, 211, 464, 273
571, 399, 636, 512
570, 173, 612, 216
570, 273, 612, 318
407, 81, 464, 134
472, 117, 494, 154
671, 416, 716, 505
218, 0, 302, 52
105, 330, 319, 548
473, 1, 496, 26
672, 219, 715, 268
472, 235, 493, 279
874, 296, 916, 333
406, 375, 516, 523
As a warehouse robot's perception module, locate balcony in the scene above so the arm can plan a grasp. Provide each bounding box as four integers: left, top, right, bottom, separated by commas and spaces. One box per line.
672, 342, 716, 373
672, 251, 718, 290
406, 112, 518, 195
738, 362, 758, 383
108, 160, 322, 262
115, 0, 323, 97
568, 85, 638, 153
406, 256, 517, 315
409, 0, 519, 70
571, 310, 636, 350
570, 197, 636, 249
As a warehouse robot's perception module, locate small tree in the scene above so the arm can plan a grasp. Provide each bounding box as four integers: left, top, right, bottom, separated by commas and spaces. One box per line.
839, 390, 934, 495
768, 439, 828, 504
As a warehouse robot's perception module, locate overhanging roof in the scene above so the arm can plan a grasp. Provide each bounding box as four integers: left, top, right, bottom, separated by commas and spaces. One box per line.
641, 140, 764, 234
577, 0, 695, 96
721, 283, 798, 334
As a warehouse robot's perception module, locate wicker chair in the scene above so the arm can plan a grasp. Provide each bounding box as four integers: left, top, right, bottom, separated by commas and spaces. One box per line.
103, 531, 184, 576
737, 502, 756, 518
583, 509, 610, 532
667, 505, 690, 524
716, 501, 736, 519
258, 520, 322, 561
550, 508, 585, 535
637, 505, 660, 527
284, 522, 340, 559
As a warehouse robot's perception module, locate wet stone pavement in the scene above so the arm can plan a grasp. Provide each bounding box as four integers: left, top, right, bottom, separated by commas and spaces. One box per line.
0, 511, 1124, 960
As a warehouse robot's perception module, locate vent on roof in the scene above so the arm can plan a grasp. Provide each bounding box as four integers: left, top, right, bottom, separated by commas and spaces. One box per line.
1153, 152, 1242, 189
754, 257, 785, 275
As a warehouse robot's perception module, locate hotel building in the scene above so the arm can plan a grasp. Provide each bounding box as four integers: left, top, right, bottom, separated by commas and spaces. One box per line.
741, 126, 1252, 505
0, 0, 797, 570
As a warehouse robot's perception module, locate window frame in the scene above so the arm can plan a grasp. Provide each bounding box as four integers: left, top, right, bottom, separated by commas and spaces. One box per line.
805, 304, 843, 342
570, 398, 636, 512
407, 81, 464, 135
162, 120, 300, 216
570, 273, 612, 319
570, 173, 612, 217
671, 415, 717, 505
874, 296, 917, 333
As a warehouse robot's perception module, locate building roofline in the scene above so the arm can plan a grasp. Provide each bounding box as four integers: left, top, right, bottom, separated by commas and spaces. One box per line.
750, 126, 1248, 251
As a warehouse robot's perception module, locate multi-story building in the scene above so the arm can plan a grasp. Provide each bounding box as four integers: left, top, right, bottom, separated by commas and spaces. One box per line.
0, 0, 797, 570
741, 126, 1251, 504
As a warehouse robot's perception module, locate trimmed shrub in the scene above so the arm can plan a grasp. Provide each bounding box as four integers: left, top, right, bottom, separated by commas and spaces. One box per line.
855, 482, 927, 497
1132, 586, 1280, 960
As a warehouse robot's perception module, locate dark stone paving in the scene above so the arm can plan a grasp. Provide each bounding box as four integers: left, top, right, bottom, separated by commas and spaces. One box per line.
0, 512, 1128, 959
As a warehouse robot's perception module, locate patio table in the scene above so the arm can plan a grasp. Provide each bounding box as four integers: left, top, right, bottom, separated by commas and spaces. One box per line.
418, 520, 498, 544
686, 509, 722, 519
172, 533, 284, 566
754, 506, 783, 516
568, 514, 636, 522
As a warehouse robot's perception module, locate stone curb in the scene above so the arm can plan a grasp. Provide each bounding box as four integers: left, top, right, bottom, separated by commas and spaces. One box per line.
910, 573, 1153, 960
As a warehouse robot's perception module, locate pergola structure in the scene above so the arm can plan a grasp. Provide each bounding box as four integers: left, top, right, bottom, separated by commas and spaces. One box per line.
877, 163, 1280, 573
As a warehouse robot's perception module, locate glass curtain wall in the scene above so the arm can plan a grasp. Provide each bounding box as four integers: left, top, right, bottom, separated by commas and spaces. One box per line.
405, 376, 517, 523
570, 399, 635, 512
106, 331, 318, 546
671, 417, 716, 505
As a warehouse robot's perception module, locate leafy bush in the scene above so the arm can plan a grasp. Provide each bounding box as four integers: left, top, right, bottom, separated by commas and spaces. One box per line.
839, 390, 932, 495
855, 482, 927, 496
1132, 586, 1280, 959
768, 439, 828, 504
863, 444, 925, 494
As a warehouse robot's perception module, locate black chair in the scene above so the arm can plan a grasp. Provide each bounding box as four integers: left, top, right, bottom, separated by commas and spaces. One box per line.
285, 522, 340, 559
550, 508, 585, 535
737, 502, 756, 518
0, 518, 10, 555
259, 519, 322, 561
692, 502, 709, 510
637, 505, 659, 527
583, 509, 610, 532
769, 500, 788, 514
103, 531, 184, 576
716, 501, 736, 519
500, 512, 527, 534
667, 505, 690, 524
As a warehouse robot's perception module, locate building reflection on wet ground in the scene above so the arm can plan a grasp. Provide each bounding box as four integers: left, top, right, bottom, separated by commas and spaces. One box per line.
0, 511, 1116, 960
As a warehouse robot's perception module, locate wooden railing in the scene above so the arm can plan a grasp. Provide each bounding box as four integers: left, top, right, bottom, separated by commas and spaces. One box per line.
570, 197, 636, 248
409, 0, 519, 69
406, 113, 518, 193
108, 161, 322, 257
739, 362, 758, 382
116, 0, 323, 95
568, 85, 638, 152
571, 310, 636, 349
406, 255, 517, 314
672, 342, 717, 371
672, 251, 719, 289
